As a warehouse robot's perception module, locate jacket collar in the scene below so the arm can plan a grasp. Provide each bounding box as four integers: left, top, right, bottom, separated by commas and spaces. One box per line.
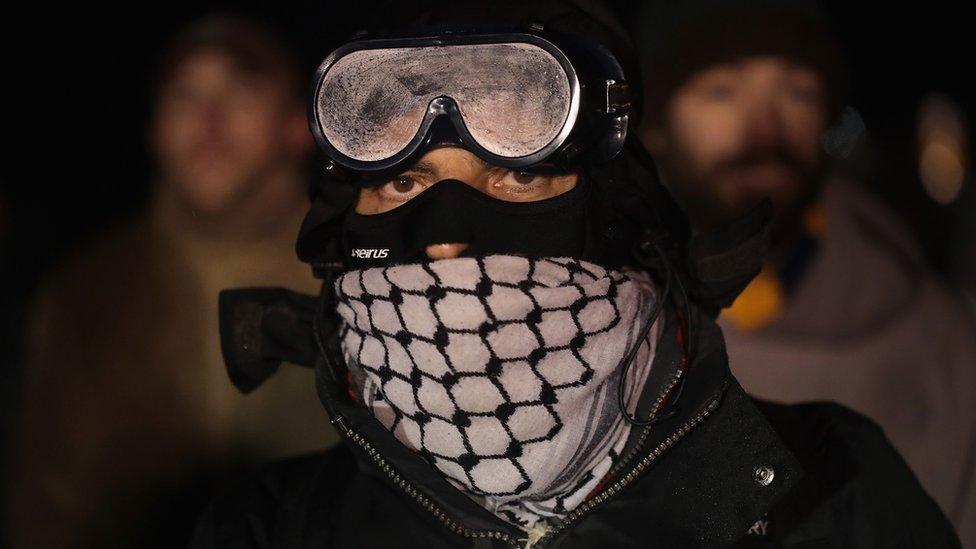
217, 287, 802, 545
319, 309, 803, 545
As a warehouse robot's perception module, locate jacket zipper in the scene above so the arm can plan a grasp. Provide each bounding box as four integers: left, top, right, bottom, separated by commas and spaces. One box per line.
331, 416, 525, 547
531, 396, 721, 548
331, 376, 717, 549
607, 370, 684, 480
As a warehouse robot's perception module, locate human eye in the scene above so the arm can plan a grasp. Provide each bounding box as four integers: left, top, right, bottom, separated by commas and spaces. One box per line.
492, 170, 548, 193
377, 174, 428, 202
703, 79, 738, 101
785, 71, 823, 104
693, 68, 740, 102
487, 169, 576, 202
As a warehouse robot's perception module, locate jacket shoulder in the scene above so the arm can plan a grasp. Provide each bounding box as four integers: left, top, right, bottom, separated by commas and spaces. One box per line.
188, 446, 358, 549
754, 399, 886, 450
754, 399, 961, 547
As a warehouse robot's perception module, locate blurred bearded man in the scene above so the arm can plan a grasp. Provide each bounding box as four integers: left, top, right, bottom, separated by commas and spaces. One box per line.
5, 15, 337, 549
634, 0, 976, 544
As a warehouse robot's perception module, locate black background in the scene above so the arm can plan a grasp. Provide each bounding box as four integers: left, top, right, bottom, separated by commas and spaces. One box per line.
2, 0, 973, 483
1, 2, 972, 543
5, 1, 972, 281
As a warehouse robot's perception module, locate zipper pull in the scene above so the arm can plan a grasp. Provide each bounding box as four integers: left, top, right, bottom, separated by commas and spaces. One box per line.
522, 522, 550, 548
330, 414, 350, 435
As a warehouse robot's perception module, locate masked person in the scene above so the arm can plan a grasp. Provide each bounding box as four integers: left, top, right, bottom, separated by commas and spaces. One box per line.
194, 1, 959, 547
633, 1, 976, 544
5, 15, 337, 549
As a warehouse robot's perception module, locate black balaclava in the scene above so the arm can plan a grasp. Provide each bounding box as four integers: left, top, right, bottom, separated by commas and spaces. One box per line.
297, 0, 686, 275
296, 135, 767, 319
297, 0, 777, 297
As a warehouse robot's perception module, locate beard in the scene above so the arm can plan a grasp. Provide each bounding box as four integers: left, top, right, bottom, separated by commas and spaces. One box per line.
656, 138, 824, 241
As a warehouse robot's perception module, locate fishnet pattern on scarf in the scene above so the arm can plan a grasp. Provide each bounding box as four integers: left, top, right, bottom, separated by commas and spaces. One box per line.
335, 256, 652, 525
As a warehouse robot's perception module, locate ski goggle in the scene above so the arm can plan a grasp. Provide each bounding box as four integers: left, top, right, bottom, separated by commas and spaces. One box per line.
309, 33, 632, 180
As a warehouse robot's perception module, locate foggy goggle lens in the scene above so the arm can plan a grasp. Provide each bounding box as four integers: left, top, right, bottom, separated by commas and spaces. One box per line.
310, 36, 580, 174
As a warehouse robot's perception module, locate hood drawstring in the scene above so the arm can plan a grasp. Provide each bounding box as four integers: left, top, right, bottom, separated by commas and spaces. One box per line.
617, 236, 698, 426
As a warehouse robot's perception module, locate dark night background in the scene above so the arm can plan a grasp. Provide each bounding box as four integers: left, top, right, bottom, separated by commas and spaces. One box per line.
1, 0, 973, 536
6, 0, 972, 283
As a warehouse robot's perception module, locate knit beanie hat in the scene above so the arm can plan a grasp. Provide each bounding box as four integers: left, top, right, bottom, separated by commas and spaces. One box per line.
632, 0, 848, 125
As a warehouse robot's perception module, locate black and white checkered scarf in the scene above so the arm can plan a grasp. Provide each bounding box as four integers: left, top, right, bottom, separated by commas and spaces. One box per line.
335, 255, 658, 527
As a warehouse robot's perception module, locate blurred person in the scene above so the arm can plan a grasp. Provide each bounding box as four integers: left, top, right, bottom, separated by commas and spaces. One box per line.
955, 183, 976, 294
634, 0, 976, 544
952, 180, 976, 322
188, 1, 958, 546
1, 188, 14, 481
952, 168, 976, 302
5, 14, 337, 549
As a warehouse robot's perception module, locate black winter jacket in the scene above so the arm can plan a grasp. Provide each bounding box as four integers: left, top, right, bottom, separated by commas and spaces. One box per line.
192, 305, 959, 548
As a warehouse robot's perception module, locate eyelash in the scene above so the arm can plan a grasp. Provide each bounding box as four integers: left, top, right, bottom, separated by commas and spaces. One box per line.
375, 170, 554, 204
493, 171, 548, 194
377, 176, 426, 202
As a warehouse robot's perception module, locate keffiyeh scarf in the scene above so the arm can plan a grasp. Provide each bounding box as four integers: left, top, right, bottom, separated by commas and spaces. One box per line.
335, 255, 658, 527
